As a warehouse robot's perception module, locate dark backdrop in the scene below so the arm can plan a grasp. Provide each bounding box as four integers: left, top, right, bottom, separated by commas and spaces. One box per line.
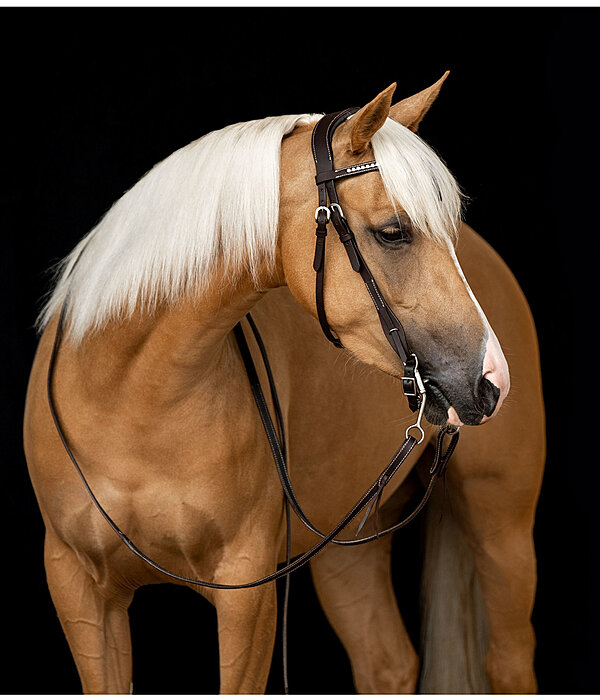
1, 7, 597, 694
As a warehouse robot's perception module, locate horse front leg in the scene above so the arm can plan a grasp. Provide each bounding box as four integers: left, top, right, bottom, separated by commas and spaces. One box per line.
447, 415, 545, 693
310, 534, 419, 693
211, 553, 278, 694
44, 528, 134, 694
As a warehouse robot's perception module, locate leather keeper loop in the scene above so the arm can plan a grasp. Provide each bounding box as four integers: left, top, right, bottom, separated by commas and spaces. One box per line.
340, 237, 362, 272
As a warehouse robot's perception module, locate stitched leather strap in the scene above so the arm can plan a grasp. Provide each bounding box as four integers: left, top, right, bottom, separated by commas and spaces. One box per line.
311, 110, 420, 411
311, 109, 355, 348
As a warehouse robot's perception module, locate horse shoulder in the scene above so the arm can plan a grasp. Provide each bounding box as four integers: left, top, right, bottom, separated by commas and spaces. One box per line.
24, 315, 283, 585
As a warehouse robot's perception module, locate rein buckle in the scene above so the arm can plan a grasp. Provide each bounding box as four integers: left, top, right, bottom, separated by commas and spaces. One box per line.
402, 354, 426, 398
401, 377, 418, 397
314, 205, 331, 223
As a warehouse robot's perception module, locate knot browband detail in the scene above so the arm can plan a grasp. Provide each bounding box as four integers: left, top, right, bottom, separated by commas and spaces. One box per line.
310, 109, 421, 413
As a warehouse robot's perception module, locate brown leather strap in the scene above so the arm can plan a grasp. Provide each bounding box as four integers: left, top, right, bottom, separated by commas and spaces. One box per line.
311, 110, 420, 411
313, 208, 342, 348
238, 315, 458, 546
311, 109, 354, 349
314, 160, 379, 185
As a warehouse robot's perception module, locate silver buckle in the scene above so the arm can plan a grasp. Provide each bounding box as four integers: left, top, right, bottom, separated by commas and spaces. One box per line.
401, 377, 418, 397
402, 354, 426, 397
330, 203, 344, 219
403, 354, 427, 444
314, 206, 331, 223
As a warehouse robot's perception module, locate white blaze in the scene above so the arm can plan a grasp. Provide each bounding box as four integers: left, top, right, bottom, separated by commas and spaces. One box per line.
447, 244, 510, 426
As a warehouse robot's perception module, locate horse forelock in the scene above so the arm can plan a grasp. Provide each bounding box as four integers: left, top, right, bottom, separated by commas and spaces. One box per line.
371, 117, 464, 246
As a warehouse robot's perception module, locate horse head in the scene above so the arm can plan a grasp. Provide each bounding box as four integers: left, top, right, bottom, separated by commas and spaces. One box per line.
279, 76, 509, 427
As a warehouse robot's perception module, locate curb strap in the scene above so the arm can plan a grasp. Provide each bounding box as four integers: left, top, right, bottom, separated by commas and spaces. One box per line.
311, 109, 421, 413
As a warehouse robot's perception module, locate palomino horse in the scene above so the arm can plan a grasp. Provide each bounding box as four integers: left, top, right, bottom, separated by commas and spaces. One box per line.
24, 75, 545, 693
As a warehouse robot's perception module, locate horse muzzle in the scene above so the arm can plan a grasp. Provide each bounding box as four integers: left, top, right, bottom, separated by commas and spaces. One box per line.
423, 333, 510, 427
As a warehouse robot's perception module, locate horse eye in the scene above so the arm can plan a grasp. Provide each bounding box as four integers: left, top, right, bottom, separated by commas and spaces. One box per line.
374, 224, 413, 247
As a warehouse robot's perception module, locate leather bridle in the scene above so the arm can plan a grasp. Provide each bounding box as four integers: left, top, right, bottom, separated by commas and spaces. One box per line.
311, 108, 424, 421
45, 108, 460, 692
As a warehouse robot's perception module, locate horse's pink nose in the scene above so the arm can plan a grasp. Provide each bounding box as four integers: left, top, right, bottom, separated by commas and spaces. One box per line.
479, 334, 510, 423
446, 333, 510, 428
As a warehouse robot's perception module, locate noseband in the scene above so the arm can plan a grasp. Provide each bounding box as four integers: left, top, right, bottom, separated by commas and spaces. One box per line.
311, 108, 425, 431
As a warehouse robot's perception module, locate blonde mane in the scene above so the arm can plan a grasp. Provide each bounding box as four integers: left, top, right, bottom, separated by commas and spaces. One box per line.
38, 111, 462, 343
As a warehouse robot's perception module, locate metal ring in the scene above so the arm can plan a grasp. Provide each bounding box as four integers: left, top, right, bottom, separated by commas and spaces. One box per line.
405, 424, 425, 444
314, 206, 331, 223
405, 390, 426, 445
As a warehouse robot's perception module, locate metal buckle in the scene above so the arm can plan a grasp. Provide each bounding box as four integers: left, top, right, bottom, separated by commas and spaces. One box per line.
314, 206, 331, 223
401, 377, 417, 397
330, 203, 344, 219
402, 354, 425, 397
403, 354, 427, 444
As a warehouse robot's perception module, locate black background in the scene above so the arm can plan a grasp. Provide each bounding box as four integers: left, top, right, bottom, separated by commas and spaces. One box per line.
1, 7, 597, 694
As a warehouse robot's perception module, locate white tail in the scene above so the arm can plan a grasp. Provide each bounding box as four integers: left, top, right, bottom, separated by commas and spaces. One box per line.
419, 480, 490, 692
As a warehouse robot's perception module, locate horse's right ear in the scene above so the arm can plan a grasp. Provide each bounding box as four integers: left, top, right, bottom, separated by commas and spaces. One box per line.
389, 71, 450, 132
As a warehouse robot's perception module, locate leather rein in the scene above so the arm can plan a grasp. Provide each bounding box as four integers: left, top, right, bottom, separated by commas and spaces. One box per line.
46, 108, 460, 690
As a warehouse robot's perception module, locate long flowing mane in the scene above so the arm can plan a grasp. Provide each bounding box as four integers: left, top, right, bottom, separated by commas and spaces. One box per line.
39, 112, 462, 343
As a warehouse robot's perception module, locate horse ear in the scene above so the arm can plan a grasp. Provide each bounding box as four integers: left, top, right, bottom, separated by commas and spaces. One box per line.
389, 71, 450, 132
349, 83, 397, 155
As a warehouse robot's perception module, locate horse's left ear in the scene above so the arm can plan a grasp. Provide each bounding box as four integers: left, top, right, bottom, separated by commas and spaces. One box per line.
389, 71, 450, 132
349, 83, 397, 155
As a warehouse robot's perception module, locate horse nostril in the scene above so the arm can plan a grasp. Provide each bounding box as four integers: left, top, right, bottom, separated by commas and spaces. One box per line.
478, 376, 500, 418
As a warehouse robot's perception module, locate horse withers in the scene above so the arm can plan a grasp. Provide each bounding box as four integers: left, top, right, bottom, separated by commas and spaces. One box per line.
24, 75, 545, 693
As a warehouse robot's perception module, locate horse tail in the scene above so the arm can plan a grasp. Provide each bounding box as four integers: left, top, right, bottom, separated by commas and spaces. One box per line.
418, 479, 490, 692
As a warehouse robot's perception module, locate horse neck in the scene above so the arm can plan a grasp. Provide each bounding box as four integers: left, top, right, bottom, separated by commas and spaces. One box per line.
69, 264, 283, 411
